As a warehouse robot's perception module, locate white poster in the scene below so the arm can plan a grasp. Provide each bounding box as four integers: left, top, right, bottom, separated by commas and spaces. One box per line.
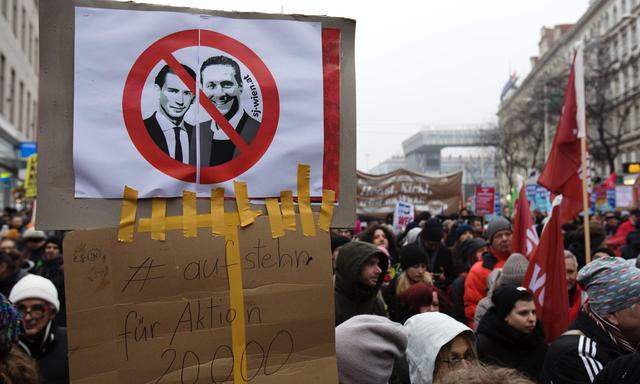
393, 201, 414, 232
615, 185, 634, 208
74, 7, 324, 198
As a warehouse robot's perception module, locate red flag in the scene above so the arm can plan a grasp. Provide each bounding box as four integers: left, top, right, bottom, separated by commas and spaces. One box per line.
523, 197, 570, 342
538, 53, 584, 221
602, 172, 617, 189
512, 186, 539, 258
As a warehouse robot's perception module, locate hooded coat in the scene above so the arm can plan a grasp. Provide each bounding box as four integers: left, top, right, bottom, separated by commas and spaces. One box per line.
334, 242, 388, 326
404, 312, 474, 384
476, 307, 547, 382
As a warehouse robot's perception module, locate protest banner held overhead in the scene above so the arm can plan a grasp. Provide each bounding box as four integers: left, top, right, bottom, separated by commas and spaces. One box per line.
357, 169, 463, 216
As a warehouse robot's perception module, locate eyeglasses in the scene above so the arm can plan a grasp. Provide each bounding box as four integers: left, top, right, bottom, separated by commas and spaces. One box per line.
440, 353, 475, 368
17, 304, 49, 320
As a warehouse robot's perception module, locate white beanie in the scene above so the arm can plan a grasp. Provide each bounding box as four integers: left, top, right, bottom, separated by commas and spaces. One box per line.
9, 274, 60, 312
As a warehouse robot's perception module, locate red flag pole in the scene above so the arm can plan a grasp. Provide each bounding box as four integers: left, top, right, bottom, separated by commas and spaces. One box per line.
576, 43, 591, 264
581, 136, 591, 264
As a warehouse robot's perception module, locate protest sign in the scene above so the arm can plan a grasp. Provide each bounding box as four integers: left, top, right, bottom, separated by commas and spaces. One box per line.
357, 169, 462, 216
392, 200, 414, 231
63, 217, 337, 383
615, 185, 634, 208
24, 154, 37, 198
38, 0, 356, 229
475, 186, 495, 216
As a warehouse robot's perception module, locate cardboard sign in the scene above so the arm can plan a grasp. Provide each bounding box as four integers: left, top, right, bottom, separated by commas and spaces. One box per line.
63, 217, 337, 383
475, 186, 495, 216
357, 169, 462, 216
392, 200, 414, 232
37, 0, 356, 229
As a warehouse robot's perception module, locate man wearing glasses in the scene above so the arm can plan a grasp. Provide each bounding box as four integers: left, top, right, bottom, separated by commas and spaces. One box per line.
9, 274, 69, 383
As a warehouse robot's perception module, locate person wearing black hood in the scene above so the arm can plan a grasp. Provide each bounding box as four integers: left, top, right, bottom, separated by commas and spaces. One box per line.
33, 237, 67, 327
0, 249, 29, 297
476, 286, 547, 382
10, 274, 69, 384
404, 218, 454, 290
450, 237, 487, 324
334, 241, 388, 326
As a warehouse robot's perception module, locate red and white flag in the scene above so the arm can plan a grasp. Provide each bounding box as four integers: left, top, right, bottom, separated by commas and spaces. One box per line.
512, 185, 539, 258
523, 196, 570, 342
537, 45, 588, 223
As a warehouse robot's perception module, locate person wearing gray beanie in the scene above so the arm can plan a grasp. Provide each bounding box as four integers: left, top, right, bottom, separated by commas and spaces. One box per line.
485, 216, 512, 243
541, 257, 640, 384
336, 315, 408, 384
464, 217, 513, 327
497, 253, 528, 287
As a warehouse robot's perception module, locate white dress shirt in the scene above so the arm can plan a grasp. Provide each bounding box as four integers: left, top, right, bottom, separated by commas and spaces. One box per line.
156, 112, 189, 164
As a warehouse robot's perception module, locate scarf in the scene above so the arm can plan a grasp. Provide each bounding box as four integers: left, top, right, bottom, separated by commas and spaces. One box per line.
584, 303, 636, 353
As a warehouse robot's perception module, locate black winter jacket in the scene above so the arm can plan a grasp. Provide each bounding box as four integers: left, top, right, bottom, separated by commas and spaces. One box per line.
476, 308, 547, 382
19, 323, 69, 384
334, 242, 388, 325
541, 311, 632, 384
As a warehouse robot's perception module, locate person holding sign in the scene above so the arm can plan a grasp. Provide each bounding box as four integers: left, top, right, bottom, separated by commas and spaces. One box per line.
199, 55, 261, 166
144, 64, 197, 165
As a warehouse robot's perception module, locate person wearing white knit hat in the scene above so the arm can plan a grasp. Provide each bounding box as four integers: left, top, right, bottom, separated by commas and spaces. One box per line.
9, 274, 69, 383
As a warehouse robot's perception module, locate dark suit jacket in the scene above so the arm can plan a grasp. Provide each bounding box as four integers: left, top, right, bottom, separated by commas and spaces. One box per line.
199, 111, 260, 167
144, 112, 197, 165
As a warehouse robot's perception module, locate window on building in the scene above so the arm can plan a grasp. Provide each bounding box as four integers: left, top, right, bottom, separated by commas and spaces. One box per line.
28, 23, 32, 64
622, 29, 628, 56
633, 23, 638, 48
18, 81, 23, 132
32, 100, 36, 137
8, 68, 15, 123
621, 71, 627, 94
614, 6, 619, 23
34, 36, 38, 71
1, 0, 7, 19
0, 54, 4, 116
26, 91, 30, 138
11, 0, 17, 36
623, 0, 628, 14
20, 6, 25, 51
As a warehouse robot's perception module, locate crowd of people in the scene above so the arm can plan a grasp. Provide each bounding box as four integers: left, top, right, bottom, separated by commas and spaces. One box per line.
332, 209, 640, 383
1, 202, 640, 383
0, 208, 67, 384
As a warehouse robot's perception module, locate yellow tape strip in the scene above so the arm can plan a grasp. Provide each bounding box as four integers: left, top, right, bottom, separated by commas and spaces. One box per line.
280, 190, 296, 232
211, 188, 225, 236
297, 164, 316, 236
138, 212, 239, 233
118, 186, 138, 243
151, 198, 167, 241
234, 181, 260, 227
318, 189, 336, 232
224, 222, 248, 383
182, 190, 197, 237
265, 198, 285, 238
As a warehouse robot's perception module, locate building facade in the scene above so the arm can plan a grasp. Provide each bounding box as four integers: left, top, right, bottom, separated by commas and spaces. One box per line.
0, 0, 38, 204
369, 155, 406, 175
498, 0, 640, 190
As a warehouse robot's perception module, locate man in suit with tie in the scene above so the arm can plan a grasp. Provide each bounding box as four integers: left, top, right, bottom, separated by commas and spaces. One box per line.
199, 55, 261, 167
144, 64, 197, 165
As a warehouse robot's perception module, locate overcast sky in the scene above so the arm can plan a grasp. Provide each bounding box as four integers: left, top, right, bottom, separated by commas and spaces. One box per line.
122, 0, 589, 170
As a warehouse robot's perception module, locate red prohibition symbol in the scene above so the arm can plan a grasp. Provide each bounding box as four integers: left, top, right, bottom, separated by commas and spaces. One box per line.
123, 29, 280, 183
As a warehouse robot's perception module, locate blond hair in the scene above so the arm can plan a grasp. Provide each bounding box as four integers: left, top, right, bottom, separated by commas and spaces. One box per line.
438, 364, 534, 384
396, 270, 433, 297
